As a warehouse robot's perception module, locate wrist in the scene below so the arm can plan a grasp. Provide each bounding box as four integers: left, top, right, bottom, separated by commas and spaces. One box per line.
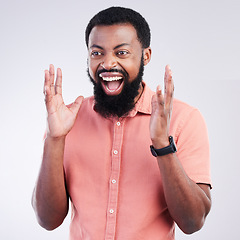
45, 135, 66, 143
150, 136, 177, 157
151, 137, 169, 149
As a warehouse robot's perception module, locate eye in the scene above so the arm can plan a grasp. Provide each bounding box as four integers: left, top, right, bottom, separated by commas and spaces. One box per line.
117, 50, 129, 56
90, 51, 103, 57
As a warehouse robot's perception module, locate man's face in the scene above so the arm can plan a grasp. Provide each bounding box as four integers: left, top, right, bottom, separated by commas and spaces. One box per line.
87, 24, 151, 118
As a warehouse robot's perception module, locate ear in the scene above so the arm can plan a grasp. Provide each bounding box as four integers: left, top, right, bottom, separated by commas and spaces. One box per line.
143, 47, 152, 66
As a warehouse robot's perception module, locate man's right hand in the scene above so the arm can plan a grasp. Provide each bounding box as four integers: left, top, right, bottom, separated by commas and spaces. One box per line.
44, 64, 83, 138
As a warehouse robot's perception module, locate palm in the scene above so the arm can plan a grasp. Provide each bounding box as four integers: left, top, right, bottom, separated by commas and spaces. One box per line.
44, 65, 83, 138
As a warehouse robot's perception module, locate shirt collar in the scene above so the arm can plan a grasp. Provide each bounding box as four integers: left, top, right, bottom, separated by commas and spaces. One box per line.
127, 82, 154, 117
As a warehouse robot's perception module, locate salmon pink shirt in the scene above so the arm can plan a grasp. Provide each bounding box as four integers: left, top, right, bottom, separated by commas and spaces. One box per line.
63, 83, 211, 240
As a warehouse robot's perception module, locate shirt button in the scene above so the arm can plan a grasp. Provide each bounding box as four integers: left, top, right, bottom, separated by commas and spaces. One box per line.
112, 179, 117, 184
109, 209, 114, 214
116, 121, 121, 126
113, 150, 118, 155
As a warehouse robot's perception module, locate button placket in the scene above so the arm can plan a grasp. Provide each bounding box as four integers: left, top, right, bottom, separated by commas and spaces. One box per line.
105, 120, 124, 239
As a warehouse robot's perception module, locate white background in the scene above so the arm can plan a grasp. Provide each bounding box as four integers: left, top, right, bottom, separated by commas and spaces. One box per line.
0, 0, 239, 239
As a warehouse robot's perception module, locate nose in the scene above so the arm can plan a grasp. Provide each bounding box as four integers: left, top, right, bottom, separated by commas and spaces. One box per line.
100, 53, 117, 70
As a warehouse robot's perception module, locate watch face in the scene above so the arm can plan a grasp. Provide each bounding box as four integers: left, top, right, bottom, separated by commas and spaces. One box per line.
170, 136, 177, 152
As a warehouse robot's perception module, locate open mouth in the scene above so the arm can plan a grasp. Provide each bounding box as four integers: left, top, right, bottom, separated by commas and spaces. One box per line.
99, 72, 124, 95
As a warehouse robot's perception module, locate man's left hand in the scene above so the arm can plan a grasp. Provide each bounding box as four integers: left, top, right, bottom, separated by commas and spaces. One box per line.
150, 65, 174, 149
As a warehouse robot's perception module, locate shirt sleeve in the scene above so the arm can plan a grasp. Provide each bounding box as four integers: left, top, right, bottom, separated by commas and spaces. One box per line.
175, 108, 212, 188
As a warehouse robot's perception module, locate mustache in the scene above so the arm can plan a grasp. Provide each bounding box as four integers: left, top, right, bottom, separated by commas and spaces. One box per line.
97, 68, 128, 79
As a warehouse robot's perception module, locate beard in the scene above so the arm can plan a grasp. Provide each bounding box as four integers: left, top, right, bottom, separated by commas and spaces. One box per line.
87, 56, 145, 119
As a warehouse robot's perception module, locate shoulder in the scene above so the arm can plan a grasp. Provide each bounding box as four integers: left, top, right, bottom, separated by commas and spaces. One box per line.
78, 96, 94, 113
172, 98, 196, 114
172, 98, 202, 122
81, 95, 94, 106
170, 98, 207, 138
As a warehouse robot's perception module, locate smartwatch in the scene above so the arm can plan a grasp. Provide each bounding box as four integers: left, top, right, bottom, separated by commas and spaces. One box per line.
150, 136, 177, 157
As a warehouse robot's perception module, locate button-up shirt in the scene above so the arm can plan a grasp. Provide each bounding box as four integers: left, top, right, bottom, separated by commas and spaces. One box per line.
64, 83, 211, 240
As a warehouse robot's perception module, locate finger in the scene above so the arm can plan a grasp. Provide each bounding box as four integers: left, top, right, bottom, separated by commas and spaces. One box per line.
164, 65, 174, 110
156, 85, 165, 109
49, 64, 55, 95
44, 69, 54, 108
69, 96, 84, 115
44, 69, 50, 94
55, 68, 62, 95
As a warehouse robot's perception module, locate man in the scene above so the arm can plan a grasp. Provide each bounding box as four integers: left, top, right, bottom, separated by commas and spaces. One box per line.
32, 6, 212, 240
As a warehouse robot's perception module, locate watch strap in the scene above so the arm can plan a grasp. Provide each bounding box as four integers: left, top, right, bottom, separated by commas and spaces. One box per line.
150, 136, 177, 157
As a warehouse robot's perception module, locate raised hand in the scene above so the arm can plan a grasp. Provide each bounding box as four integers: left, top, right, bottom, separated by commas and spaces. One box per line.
150, 65, 174, 148
44, 64, 84, 138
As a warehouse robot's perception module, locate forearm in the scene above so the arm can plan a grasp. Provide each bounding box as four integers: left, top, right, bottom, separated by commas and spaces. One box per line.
32, 136, 69, 230
157, 153, 211, 234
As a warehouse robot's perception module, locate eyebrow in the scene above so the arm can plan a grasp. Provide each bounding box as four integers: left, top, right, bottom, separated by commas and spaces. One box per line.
90, 44, 104, 50
90, 43, 130, 50
113, 43, 130, 49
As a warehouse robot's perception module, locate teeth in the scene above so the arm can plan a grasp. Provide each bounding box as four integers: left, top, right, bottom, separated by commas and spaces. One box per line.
103, 76, 122, 81
99, 74, 122, 82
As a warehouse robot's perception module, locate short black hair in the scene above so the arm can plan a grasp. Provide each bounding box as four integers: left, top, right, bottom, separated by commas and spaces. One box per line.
85, 6, 151, 49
